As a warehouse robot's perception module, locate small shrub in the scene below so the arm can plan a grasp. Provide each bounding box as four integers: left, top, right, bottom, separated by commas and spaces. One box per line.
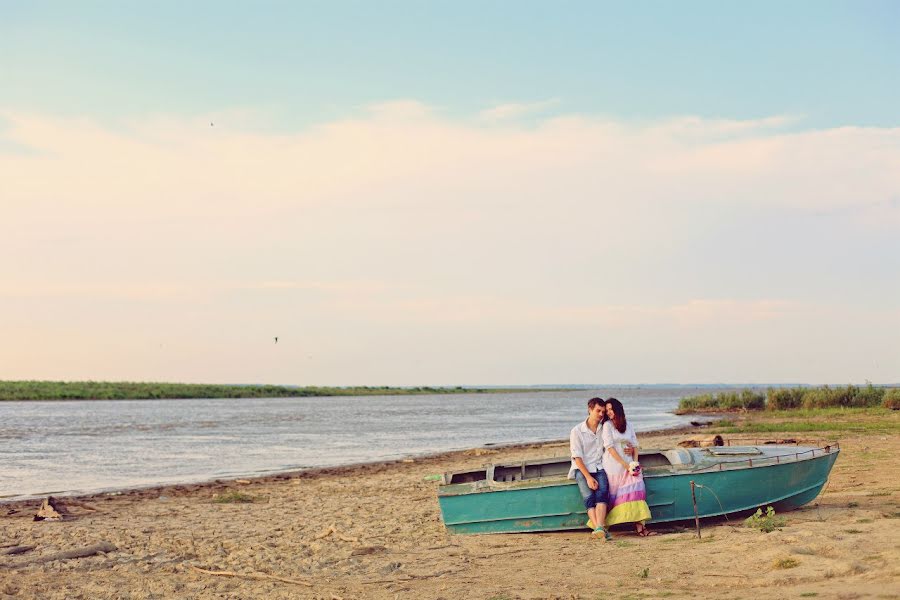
883, 388, 900, 410
745, 506, 786, 532
854, 383, 885, 407
767, 387, 807, 410
213, 491, 256, 504
773, 557, 800, 569
638, 567, 649, 579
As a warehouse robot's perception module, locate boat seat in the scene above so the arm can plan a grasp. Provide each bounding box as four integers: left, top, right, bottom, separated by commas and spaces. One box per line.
448, 469, 488, 484
640, 449, 694, 467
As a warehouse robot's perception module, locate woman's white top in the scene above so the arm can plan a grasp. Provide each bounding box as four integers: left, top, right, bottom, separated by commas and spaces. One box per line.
601, 420, 639, 476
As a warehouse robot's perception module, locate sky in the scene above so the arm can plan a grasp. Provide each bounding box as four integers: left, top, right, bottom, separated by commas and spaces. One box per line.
1, 1, 898, 385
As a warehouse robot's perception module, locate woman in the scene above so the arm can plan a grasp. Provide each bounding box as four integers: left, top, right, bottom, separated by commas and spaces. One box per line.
601, 398, 656, 536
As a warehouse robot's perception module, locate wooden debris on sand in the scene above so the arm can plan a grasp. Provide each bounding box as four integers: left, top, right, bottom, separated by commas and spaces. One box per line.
5, 542, 117, 568
1, 546, 35, 556
190, 565, 312, 587
464, 448, 498, 456
677, 435, 724, 448
33, 497, 70, 522
314, 524, 359, 543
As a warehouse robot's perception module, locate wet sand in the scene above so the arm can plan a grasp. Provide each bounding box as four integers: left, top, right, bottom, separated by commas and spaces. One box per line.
1, 424, 898, 599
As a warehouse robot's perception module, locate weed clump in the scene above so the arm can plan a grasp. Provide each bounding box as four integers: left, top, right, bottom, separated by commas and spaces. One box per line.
773, 557, 800, 569
213, 491, 256, 504
744, 506, 786, 533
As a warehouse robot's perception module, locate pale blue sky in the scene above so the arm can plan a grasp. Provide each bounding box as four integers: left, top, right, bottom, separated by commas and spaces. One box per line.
3, 1, 899, 128
1, 2, 898, 385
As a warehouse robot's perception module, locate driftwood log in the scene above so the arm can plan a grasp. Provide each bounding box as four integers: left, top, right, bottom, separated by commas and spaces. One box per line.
677, 435, 724, 448
1, 546, 35, 556
2, 542, 117, 569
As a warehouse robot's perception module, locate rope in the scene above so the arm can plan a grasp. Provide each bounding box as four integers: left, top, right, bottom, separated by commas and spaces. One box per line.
692, 482, 730, 524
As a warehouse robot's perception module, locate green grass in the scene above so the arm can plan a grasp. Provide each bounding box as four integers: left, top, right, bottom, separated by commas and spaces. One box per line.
710, 408, 899, 435
213, 491, 257, 504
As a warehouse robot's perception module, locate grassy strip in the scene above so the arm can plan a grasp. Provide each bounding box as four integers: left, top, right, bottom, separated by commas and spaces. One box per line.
0, 380, 573, 401
708, 407, 899, 435
679, 384, 900, 413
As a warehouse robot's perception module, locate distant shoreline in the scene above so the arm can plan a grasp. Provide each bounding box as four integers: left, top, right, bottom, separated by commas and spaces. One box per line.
0, 380, 582, 401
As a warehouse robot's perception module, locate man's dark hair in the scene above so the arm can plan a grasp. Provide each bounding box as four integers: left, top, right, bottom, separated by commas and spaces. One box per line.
587, 397, 604, 410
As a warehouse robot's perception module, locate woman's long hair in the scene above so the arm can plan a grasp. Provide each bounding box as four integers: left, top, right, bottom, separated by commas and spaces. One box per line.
606, 397, 627, 434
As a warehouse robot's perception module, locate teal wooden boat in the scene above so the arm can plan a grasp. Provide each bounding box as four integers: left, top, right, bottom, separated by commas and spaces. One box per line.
438, 441, 839, 534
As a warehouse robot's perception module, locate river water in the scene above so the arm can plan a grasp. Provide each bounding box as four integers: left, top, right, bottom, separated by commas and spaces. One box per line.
0, 386, 747, 500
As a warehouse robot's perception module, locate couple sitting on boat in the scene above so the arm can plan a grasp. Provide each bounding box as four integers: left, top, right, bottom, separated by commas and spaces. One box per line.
569, 397, 656, 540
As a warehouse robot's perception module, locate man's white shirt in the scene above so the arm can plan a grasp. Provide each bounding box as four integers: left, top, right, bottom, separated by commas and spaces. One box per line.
568, 419, 605, 479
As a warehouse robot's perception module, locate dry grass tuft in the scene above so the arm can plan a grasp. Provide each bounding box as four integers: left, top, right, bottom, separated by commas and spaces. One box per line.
774, 557, 800, 569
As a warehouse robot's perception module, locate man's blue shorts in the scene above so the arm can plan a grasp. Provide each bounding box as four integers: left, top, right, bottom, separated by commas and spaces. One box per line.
574, 470, 610, 509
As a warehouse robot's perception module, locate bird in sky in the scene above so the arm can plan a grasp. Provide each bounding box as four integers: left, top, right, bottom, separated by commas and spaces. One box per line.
274, 337, 279, 344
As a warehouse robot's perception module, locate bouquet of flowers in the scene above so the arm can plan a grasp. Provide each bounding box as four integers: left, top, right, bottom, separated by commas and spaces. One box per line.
628, 461, 641, 476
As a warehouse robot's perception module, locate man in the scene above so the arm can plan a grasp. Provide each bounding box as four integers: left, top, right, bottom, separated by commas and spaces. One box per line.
569, 397, 612, 540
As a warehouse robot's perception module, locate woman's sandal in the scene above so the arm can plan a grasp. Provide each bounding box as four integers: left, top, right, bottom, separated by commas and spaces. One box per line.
636, 527, 658, 537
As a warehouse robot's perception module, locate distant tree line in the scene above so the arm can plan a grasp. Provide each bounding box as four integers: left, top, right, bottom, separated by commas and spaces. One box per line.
0, 381, 493, 401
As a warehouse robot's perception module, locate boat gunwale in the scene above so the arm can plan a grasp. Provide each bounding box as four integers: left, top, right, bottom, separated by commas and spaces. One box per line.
439, 442, 840, 495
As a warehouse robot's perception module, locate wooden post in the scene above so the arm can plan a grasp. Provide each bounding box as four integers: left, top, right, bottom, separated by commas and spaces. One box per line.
690, 481, 701, 539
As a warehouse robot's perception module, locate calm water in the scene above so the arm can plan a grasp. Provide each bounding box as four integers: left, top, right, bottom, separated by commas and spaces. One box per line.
0, 386, 747, 500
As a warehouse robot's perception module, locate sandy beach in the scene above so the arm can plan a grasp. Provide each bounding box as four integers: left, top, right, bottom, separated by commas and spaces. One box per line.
2, 420, 898, 600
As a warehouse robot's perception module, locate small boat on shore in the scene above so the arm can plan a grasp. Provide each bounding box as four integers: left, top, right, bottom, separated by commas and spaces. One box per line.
437, 440, 839, 534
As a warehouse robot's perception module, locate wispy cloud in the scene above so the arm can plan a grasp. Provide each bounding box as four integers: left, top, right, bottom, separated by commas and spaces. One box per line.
478, 98, 561, 121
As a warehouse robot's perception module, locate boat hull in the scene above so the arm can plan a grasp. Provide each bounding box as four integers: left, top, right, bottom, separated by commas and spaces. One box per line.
438, 445, 839, 534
